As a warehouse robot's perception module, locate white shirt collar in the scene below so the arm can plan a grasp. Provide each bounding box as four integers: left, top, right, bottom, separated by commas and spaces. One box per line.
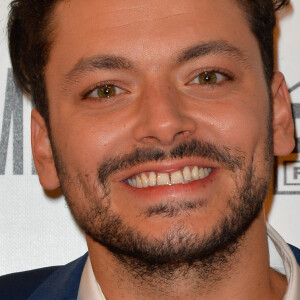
78, 223, 300, 300
77, 256, 106, 300
266, 223, 300, 299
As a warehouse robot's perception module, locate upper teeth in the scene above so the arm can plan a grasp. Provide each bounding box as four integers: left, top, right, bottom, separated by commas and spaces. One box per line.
127, 166, 212, 188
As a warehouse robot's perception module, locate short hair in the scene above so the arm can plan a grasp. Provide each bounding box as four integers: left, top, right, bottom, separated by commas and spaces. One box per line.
7, 0, 290, 127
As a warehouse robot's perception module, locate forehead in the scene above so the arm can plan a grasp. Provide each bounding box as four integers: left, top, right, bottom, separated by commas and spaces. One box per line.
46, 0, 260, 80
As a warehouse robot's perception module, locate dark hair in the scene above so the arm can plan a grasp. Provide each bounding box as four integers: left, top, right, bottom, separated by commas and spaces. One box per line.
7, 0, 290, 126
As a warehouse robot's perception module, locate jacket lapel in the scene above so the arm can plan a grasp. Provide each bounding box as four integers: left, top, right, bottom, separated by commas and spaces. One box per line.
28, 253, 88, 300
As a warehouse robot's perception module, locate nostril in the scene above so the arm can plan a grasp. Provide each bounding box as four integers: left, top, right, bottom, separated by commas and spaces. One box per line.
177, 130, 191, 137
141, 135, 161, 143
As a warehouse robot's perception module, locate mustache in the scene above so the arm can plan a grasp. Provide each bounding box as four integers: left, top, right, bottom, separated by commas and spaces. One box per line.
98, 139, 244, 187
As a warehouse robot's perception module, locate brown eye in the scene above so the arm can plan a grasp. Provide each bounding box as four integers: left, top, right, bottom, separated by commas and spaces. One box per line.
189, 70, 228, 85
86, 84, 125, 99
97, 84, 117, 98
198, 71, 218, 84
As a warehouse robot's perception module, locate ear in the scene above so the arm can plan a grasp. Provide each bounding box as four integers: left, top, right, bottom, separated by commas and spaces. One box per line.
272, 72, 295, 156
31, 108, 60, 190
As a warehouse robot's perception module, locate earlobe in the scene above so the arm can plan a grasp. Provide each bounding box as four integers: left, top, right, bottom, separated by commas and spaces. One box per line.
272, 72, 295, 156
31, 109, 60, 190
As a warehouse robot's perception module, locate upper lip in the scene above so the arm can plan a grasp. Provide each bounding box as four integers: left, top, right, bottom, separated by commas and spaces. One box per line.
112, 158, 219, 182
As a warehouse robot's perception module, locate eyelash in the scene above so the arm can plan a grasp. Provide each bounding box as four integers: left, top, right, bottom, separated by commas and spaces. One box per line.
81, 81, 127, 100
187, 68, 234, 86
81, 68, 234, 100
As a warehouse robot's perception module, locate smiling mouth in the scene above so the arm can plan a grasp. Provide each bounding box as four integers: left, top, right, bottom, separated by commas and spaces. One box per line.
126, 166, 212, 188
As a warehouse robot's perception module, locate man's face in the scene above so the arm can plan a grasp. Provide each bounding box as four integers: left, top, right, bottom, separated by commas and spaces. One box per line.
42, 0, 274, 266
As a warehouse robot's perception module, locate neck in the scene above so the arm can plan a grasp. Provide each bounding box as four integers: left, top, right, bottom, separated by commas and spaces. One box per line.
86, 213, 287, 299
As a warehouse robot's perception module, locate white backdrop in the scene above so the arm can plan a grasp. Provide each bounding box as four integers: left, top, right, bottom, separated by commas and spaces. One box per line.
0, 1, 300, 276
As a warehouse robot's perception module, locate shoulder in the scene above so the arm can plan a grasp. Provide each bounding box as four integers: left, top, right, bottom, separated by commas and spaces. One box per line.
0, 266, 59, 300
0, 253, 88, 300
289, 243, 300, 265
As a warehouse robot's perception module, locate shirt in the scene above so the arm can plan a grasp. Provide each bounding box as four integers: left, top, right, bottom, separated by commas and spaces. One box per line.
77, 223, 300, 300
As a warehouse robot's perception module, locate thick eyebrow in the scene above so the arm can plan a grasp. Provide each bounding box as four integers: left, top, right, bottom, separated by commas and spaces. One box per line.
61, 41, 247, 90
63, 55, 135, 85
176, 40, 249, 65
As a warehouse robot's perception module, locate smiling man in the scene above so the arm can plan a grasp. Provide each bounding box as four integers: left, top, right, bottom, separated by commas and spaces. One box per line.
1, 0, 300, 299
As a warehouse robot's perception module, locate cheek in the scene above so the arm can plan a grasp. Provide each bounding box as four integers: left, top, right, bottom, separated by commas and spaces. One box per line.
216, 102, 271, 175
50, 109, 129, 173
191, 97, 270, 164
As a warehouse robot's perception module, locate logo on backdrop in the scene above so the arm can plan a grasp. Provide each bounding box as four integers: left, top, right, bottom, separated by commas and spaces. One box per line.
274, 81, 300, 194
0, 69, 36, 175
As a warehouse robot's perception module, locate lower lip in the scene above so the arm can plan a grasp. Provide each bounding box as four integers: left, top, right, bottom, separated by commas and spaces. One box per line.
119, 168, 217, 199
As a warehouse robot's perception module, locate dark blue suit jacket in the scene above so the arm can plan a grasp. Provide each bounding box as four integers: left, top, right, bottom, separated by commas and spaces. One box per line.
0, 253, 88, 300
1, 247, 300, 300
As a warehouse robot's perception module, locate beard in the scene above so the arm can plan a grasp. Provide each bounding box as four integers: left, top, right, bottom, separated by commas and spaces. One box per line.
52, 138, 273, 282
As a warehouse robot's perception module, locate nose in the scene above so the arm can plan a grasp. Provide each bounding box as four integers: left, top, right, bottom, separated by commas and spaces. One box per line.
132, 82, 197, 146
